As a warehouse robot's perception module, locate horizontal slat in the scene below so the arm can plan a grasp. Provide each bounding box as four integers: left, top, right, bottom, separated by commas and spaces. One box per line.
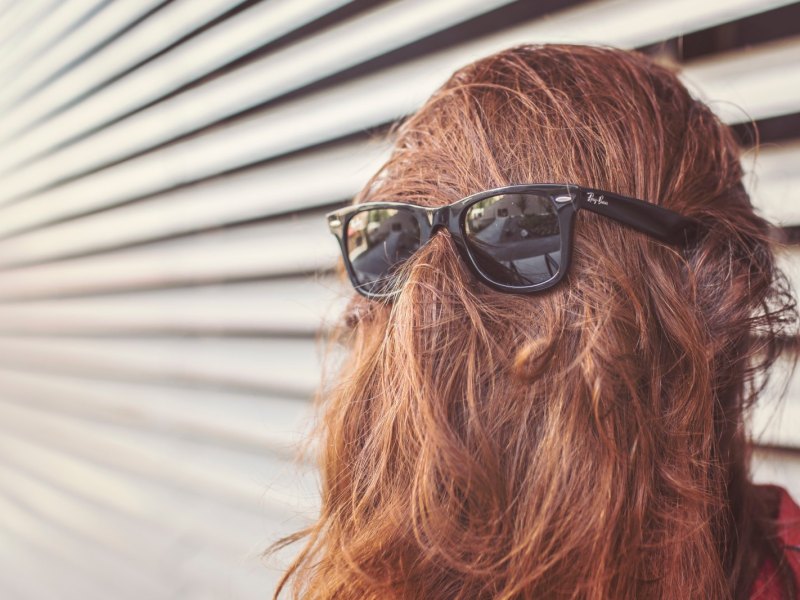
0, 381, 792, 553
0, 212, 338, 300
0, 45, 794, 252
0, 0, 167, 111
0, 0, 508, 172
742, 141, 800, 226
0, 3, 30, 40
0, 430, 303, 558
750, 353, 800, 448
0, 234, 791, 336
0, 397, 319, 515
0, 137, 389, 268
0, 460, 195, 570
0, 489, 168, 600
0, 343, 795, 448
0, 541, 62, 600
0, 0, 106, 82
0, 503, 118, 600
1, 138, 800, 272
0, 366, 312, 454
0, 333, 324, 396
0, 378, 314, 586
0, 421, 311, 596
0, 335, 794, 445
683, 36, 800, 124
0, 0, 244, 122
0, 277, 350, 335
0, 209, 797, 303
0, 0, 62, 65
0, 0, 346, 144
0, 4, 15, 28
0, 433, 305, 597
0, 0, 796, 215
1, 328, 791, 510
0, 462, 294, 599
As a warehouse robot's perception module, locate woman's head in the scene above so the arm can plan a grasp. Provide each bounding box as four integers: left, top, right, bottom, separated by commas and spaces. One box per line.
274, 44, 797, 599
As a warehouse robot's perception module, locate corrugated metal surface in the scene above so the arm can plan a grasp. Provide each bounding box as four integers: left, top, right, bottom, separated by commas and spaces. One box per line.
0, 1, 797, 597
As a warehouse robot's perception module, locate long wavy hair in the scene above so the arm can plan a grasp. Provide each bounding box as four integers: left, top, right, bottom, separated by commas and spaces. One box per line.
269, 44, 799, 599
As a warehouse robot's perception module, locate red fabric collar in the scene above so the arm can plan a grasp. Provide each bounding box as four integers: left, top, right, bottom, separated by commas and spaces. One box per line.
749, 484, 800, 599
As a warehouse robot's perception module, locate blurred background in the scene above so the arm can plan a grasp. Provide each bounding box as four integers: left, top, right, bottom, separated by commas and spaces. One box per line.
0, 0, 797, 598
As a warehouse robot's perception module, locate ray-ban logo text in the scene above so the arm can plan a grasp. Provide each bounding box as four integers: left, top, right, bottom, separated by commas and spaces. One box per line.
587, 192, 608, 206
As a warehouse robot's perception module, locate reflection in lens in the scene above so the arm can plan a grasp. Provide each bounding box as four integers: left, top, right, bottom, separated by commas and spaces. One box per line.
346, 208, 421, 294
464, 194, 561, 287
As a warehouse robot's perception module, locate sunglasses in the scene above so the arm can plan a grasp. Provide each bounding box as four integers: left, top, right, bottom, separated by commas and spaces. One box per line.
326, 183, 701, 300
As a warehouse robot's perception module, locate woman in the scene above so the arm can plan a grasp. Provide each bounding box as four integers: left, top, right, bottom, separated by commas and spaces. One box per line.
271, 44, 800, 599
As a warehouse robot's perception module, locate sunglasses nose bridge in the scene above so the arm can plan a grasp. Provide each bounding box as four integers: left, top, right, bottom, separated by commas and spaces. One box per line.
425, 205, 450, 230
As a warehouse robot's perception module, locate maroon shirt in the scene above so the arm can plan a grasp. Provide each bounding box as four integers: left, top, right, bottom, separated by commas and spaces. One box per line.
750, 485, 800, 599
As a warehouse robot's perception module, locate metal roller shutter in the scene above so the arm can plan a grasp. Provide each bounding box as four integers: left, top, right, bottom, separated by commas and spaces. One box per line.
0, 1, 797, 597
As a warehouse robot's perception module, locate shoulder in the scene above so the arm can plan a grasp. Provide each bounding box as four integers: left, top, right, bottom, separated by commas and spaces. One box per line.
750, 484, 800, 599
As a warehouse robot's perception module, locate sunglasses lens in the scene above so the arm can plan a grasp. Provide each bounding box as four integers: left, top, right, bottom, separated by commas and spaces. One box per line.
464, 193, 561, 288
346, 207, 422, 295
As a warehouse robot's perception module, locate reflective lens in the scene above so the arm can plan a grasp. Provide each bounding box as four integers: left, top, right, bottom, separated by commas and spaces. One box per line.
346, 208, 422, 294
464, 193, 561, 287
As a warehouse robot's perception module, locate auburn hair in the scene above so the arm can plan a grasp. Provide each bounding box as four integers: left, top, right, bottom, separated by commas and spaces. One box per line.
268, 44, 799, 599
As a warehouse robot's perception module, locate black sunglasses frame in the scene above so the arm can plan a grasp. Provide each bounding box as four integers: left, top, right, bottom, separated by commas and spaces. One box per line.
326, 183, 701, 300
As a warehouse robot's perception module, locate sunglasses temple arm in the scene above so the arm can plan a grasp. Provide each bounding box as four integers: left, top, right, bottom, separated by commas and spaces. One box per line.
576, 188, 701, 246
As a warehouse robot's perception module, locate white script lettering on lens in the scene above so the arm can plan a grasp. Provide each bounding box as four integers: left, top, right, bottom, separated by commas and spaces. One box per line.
587, 192, 608, 206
